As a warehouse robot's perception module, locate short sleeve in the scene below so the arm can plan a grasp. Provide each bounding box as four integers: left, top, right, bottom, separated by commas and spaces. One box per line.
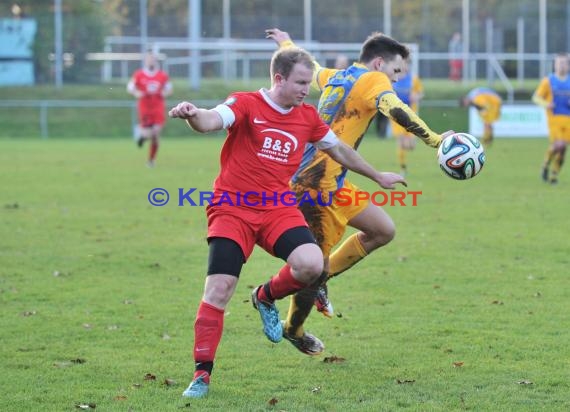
313, 130, 339, 150
212, 93, 248, 129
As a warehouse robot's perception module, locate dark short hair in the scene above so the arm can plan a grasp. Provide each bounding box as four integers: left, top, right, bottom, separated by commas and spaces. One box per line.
270, 47, 315, 79
359, 32, 410, 64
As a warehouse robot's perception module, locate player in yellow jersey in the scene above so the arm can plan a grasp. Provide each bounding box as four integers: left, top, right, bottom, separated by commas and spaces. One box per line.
390, 59, 424, 175
461, 87, 502, 147
265, 28, 454, 355
533, 53, 570, 184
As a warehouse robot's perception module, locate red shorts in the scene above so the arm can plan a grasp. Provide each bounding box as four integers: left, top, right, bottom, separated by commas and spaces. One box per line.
139, 110, 165, 128
206, 205, 309, 260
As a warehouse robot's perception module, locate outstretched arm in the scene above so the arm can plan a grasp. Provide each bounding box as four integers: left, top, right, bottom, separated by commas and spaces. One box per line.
265, 28, 325, 90
265, 28, 295, 48
168, 101, 224, 133
378, 92, 451, 148
322, 141, 406, 190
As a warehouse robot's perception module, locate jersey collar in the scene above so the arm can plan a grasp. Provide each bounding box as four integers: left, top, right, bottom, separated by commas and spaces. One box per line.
259, 88, 294, 114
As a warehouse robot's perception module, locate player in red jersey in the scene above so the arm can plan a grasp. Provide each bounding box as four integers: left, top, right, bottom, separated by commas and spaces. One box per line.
127, 51, 172, 167
169, 46, 406, 398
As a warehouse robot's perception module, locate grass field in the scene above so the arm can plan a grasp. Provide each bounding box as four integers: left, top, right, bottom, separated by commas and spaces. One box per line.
1, 135, 569, 411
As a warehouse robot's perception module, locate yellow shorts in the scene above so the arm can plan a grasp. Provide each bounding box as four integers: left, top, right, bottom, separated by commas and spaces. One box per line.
292, 179, 368, 257
478, 95, 502, 124
480, 106, 501, 124
547, 116, 570, 142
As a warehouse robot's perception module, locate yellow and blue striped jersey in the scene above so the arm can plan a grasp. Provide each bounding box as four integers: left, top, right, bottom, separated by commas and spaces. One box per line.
292, 63, 396, 192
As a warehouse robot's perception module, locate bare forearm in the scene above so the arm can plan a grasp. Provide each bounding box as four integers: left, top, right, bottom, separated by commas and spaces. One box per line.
169, 102, 224, 133
184, 109, 223, 133
323, 142, 406, 189
325, 143, 380, 181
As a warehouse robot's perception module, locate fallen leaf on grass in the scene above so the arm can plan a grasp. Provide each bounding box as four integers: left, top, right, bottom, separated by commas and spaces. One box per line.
21, 310, 37, 317
114, 395, 127, 401
144, 373, 156, 381
453, 361, 464, 368
323, 356, 345, 363
396, 379, 415, 384
54, 358, 86, 368
17, 346, 46, 352
268, 397, 278, 406
517, 380, 533, 385
75, 403, 96, 409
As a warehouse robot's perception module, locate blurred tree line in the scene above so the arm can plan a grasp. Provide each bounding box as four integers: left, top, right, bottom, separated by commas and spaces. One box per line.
4, 0, 568, 83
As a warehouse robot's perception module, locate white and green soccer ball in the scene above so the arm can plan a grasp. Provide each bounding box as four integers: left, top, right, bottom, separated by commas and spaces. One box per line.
437, 132, 486, 180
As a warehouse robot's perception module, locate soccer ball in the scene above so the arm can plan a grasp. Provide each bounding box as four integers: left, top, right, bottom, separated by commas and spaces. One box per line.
437, 133, 485, 180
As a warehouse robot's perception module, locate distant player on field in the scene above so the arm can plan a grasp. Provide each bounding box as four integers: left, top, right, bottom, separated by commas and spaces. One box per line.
169, 46, 406, 398
266, 28, 454, 356
461, 87, 502, 147
533, 53, 570, 184
390, 58, 424, 176
127, 51, 172, 167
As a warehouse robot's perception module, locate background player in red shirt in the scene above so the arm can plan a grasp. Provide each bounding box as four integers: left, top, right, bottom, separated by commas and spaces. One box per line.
169, 46, 406, 399
127, 51, 172, 167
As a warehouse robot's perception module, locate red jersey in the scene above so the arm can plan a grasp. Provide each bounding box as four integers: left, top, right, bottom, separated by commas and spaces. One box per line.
211, 89, 337, 208
131, 68, 170, 115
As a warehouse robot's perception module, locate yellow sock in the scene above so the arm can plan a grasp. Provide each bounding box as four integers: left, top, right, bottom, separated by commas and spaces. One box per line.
397, 146, 406, 170
550, 152, 561, 179
328, 233, 368, 278
482, 130, 492, 146
543, 147, 554, 167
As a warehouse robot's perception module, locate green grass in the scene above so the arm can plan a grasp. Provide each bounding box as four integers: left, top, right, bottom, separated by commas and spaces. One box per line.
1, 135, 569, 411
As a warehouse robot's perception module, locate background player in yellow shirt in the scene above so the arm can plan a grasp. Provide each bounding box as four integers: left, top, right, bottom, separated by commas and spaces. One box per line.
533, 53, 570, 184
266, 28, 453, 355
461, 87, 502, 147
390, 59, 424, 176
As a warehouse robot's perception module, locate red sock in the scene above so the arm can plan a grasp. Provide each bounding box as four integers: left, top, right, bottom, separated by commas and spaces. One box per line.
193, 301, 224, 365
149, 140, 159, 161
258, 265, 307, 302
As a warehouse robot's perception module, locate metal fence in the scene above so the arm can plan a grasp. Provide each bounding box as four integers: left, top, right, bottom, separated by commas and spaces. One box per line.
1, 0, 569, 88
